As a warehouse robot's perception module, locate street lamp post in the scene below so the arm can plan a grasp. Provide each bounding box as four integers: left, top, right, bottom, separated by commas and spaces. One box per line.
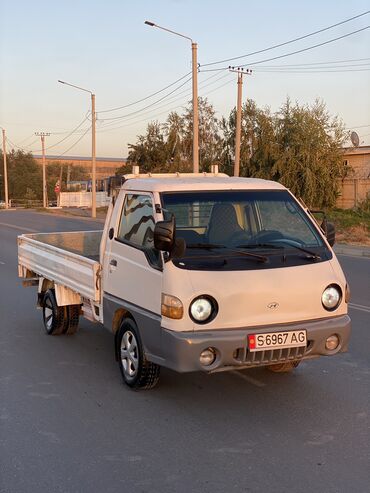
58, 80, 97, 218
144, 21, 199, 173
1, 128, 9, 208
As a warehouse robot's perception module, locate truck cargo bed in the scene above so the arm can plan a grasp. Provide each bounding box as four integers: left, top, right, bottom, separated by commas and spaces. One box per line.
18, 231, 103, 302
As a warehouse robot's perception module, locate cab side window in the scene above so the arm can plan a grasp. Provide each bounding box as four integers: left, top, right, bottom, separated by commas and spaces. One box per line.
117, 194, 162, 269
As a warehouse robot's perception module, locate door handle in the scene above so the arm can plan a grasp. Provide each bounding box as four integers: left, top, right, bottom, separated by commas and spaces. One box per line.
109, 259, 117, 267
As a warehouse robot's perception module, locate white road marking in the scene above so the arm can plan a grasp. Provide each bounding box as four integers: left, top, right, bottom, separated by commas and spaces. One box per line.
0, 261, 5, 265
0, 222, 38, 233
230, 370, 266, 388
349, 303, 370, 313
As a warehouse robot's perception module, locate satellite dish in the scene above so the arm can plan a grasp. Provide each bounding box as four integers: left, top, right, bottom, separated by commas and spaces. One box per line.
351, 131, 360, 147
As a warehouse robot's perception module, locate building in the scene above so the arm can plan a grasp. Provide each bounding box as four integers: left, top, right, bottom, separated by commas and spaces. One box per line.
33, 155, 129, 180
343, 146, 370, 179
337, 146, 370, 208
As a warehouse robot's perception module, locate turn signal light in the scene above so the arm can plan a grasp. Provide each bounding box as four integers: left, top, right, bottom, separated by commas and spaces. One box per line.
345, 283, 351, 303
161, 293, 183, 319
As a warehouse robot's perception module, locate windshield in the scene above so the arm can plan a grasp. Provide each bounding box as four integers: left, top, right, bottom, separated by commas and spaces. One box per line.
161, 190, 331, 271
162, 190, 323, 246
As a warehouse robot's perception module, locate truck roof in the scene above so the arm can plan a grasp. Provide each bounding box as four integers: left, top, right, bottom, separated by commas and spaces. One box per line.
122, 175, 286, 193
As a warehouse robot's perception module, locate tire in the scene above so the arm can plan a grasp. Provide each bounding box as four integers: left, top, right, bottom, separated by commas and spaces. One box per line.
42, 289, 68, 335
64, 305, 80, 335
117, 318, 160, 390
267, 361, 300, 373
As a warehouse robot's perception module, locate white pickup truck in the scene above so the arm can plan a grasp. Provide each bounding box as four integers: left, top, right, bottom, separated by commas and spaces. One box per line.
18, 168, 351, 390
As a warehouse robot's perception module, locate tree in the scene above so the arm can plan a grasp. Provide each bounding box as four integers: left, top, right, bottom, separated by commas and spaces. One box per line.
0, 150, 42, 201
222, 98, 347, 208
221, 100, 277, 177
272, 99, 347, 207
121, 96, 347, 208
182, 97, 223, 171
126, 121, 168, 172
124, 98, 223, 173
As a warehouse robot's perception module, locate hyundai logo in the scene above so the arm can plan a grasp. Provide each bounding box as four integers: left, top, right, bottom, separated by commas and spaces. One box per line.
267, 302, 279, 309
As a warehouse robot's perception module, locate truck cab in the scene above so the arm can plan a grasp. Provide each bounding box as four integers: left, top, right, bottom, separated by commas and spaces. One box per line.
101, 171, 350, 388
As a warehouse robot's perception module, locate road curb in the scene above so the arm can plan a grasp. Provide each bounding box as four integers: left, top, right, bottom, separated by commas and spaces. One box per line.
334, 244, 370, 258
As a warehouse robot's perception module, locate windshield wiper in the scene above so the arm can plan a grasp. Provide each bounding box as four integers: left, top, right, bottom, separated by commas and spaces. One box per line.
237, 242, 321, 260
186, 243, 268, 263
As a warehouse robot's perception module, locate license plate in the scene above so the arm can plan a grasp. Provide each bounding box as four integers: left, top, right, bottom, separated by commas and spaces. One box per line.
248, 330, 307, 352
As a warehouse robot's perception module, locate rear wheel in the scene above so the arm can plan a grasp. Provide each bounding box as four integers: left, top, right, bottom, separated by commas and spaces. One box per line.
64, 305, 80, 335
267, 361, 300, 373
117, 319, 160, 390
42, 290, 67, 335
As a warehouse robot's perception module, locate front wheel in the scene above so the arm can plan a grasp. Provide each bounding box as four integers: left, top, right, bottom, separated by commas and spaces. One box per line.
42, 289, 67, 335
117, 319, 160, 390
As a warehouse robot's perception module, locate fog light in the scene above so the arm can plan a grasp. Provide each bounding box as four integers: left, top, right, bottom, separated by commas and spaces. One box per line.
199, 347, 216, 366
325, 334, 339, 351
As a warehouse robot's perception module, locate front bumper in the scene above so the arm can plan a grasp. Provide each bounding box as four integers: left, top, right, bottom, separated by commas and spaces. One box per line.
158, 315, 351, 373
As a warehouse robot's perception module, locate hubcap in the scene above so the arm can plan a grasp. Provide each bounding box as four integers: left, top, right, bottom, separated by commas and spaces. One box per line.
120, 330, 138, 378
44, 300, 53, 329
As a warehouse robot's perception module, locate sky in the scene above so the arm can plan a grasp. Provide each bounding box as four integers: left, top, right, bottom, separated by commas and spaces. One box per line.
0, 0, 369, 158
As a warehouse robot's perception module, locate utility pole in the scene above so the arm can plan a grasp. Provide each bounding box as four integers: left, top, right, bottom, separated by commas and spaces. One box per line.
192, 42, 199, 173
1, 128, 9, 208
91, 93, 96, 218
229, 67, 252, 177
35, 132, 50, 207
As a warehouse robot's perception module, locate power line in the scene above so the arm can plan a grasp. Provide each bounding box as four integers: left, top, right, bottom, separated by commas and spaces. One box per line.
50, 126, 92, 158
200, 11, 370, 67
29, 114, 91, 153
16, 134, 38, 146
236, 26, 370, 68
251, 57, 370, 68
97, 73, 230, 132
97, 70, 223, 126
96, 72, 230, 130
253, 62, 370, 70
97, 74, 235, 134
97, 71, 191, 114
5, 136, 28, 151
98, 75, 193, 121
253, 68, 370, 73
200, 26, 370, 72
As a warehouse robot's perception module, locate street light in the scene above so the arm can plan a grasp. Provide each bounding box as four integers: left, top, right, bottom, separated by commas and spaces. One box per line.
144, 20, 199, 173
58, 80, 97, 218
1, 127, 9, 208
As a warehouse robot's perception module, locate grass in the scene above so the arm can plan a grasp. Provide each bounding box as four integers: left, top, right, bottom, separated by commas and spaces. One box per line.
327, 206, 370, 246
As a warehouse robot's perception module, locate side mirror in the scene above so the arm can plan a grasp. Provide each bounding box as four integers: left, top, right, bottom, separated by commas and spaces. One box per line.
310, 210, 335, 247
154, 215, 175, 252
325, 221, 336, 247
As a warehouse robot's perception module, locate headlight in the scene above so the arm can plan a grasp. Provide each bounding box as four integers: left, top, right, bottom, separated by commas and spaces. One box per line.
322, 285, 342, 311
189, 296, 218, 324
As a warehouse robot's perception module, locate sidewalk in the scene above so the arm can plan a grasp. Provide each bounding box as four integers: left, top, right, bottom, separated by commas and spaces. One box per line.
39, 207, 107, 222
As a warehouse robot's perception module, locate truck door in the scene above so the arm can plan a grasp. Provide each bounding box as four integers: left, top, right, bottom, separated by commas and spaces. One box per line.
103, 192, 163, 353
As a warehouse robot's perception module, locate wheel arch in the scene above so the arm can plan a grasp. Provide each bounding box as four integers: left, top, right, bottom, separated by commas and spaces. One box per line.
37, 278, 54, 307
113, 309, 136, 361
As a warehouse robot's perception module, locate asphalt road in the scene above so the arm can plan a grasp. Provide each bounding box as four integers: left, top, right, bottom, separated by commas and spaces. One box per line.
1, 210, 369, 493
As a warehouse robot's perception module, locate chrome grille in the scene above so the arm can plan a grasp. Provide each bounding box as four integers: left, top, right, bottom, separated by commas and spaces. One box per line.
236, 345, 307, 366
